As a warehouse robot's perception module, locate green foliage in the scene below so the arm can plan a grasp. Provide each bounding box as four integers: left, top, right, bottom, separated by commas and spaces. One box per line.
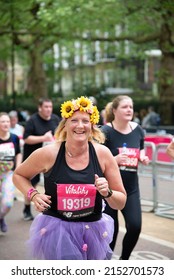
0, 95, 36, 113
0, 0, 174, 124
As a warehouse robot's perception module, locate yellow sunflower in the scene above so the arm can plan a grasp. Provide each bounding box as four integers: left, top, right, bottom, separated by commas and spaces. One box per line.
61, 101, 74, 118
76, 96, 93, 112
60, 96, 99, 124
90, 106, 100, 124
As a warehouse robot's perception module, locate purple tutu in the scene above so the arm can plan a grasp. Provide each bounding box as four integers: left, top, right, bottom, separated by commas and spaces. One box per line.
26, 213, 114, 260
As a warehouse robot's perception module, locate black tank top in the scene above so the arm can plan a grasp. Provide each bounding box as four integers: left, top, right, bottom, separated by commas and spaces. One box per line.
43, 141, 104, 222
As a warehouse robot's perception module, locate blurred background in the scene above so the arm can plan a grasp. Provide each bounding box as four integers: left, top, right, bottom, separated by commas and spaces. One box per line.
0, 0, 174, 129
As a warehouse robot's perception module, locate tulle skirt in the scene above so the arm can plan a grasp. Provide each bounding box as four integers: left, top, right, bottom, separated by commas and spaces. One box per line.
26, 213, 114, 260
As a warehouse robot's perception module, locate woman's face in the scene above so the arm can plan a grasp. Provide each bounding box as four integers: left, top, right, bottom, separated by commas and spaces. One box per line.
0, 114, 10, 133
65, 111, 92, 142
113, 98, 134, 121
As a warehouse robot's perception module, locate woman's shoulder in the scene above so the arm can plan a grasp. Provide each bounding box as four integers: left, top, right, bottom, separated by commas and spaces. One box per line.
129, 121, 138, 130
130, 121, 144, 136
32, 141, 61, 160
101, 123, 112, 128
92, 142, 115, 171
100, 123, 113, 133
43, 141, 61, 154
92, 141, 112, 155
105, 122, 112, 127
31, 142, 62, 172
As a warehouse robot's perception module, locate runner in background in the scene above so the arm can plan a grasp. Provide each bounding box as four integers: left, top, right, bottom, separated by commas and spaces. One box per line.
22, 97, 61, 221
0, 112, 22, 232
101, 95, 149, 260
9, 110, 25, 150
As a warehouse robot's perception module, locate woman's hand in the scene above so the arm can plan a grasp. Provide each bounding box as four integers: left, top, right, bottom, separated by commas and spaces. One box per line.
95, 174, 110, 197
139, 155, 149, 165
115, 153, 128, 165
31, 193, 52, 212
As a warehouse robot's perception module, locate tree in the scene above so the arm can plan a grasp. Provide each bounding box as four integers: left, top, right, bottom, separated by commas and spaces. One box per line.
0, 0, 174, 123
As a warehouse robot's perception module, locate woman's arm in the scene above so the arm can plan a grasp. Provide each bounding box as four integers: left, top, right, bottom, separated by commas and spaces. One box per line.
15, 152, 22, 168
95, 144, 127, 210
166, 139, 174, 159
12, 144, 57, 211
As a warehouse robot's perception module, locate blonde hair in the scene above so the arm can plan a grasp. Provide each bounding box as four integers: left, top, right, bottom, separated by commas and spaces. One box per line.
0, 112, 9, 118
54, 119, 105, 144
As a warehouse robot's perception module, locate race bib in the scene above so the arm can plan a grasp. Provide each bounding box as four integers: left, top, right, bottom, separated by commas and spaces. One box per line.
0, 142, 15, 159
56, 183, 96, 219
0, 143, 15, 173
119, 147, 139, 171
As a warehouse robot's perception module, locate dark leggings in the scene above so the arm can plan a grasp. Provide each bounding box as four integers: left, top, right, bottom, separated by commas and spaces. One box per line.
104, 190, 142, 260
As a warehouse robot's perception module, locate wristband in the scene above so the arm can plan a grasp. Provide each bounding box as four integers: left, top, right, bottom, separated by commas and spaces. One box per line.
102, 188, 113, 198
27, 188, 37, 200
30, 192, 39, 201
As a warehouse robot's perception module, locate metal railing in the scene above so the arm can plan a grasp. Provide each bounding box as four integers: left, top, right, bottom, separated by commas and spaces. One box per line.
139, 140, 174, 219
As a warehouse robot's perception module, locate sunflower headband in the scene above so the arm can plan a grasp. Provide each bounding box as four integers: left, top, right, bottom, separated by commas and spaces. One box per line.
60, 96, 100, 124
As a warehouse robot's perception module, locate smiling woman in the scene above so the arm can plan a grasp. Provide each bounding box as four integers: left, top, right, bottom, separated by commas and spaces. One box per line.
12, 96, 127, 260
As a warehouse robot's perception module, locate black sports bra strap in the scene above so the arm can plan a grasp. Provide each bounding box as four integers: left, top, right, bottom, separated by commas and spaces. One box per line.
89, 142, 103, 177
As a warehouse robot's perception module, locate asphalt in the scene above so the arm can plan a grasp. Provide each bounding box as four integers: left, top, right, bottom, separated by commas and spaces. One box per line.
0, 182, 174, 260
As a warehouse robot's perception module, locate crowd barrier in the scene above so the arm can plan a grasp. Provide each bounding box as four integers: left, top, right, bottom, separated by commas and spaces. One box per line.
138, 134, 174, 219
145, 134, 173, 162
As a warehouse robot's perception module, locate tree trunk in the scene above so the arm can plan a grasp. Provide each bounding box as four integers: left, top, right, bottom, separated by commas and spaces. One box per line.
159, 54, 174, 125
159, 23, 174, 125
0, 60, 7, 98
27, 41, 48, 99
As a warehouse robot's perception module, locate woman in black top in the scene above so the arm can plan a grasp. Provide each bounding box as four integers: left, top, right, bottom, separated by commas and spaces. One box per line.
0, 112, 22, 233
101, 95, 149, 260
13, 96, 126, 260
